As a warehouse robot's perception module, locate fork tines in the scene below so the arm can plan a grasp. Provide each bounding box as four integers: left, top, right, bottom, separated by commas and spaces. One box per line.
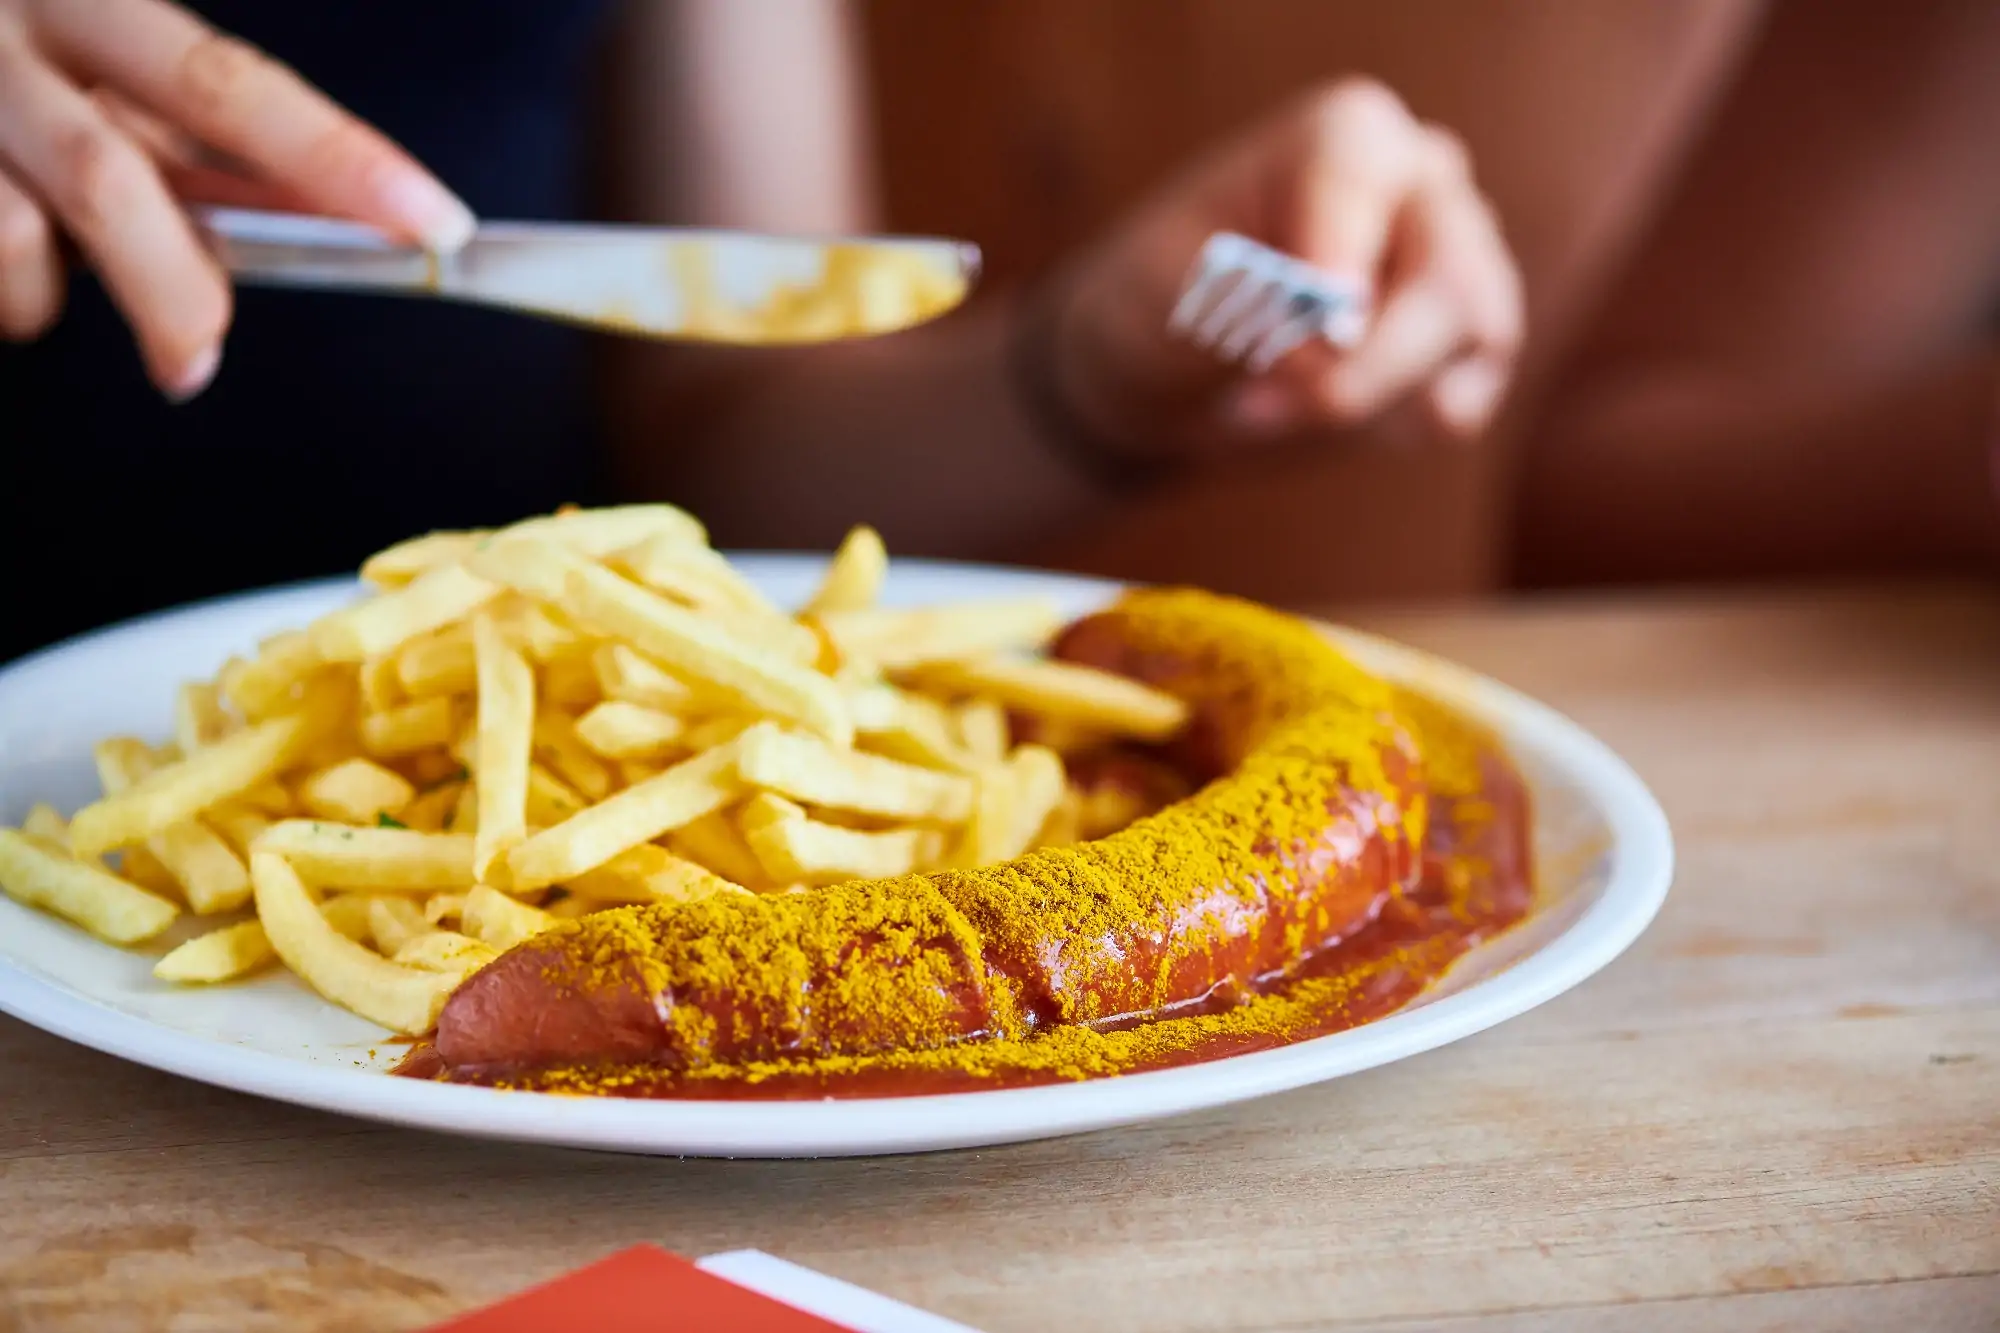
1168, 232, 1367, 373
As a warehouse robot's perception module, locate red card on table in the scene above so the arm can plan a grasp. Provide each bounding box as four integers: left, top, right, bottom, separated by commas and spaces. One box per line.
428, 1245, 850, 1333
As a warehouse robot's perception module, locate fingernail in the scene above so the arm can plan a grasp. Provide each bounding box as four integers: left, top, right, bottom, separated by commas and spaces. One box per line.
1218, 380, 1303, 437
1432, 359, 1505, 435
167, 344, 221, 404
378, 170, 477, 253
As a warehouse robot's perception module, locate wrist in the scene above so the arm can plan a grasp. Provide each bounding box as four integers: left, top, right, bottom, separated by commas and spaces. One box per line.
1005, 269, 1170, 493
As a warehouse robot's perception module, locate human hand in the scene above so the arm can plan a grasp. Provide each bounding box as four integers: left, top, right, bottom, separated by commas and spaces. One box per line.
0, 0, 473, 398
1027, 78, 1523, 475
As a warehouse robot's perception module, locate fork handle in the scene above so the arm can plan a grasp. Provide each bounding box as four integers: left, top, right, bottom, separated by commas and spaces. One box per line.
191, 206, 441, 293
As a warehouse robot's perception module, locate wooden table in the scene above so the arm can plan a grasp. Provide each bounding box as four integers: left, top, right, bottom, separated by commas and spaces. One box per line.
4, 585, 1997, 1332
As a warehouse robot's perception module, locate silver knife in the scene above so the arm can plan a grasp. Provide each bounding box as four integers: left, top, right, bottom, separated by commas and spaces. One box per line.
192, 207, 981, 345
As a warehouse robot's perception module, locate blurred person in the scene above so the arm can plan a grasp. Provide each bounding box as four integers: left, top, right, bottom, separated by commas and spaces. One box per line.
0, 0, 1519, 661
1514, 0, 2000, 585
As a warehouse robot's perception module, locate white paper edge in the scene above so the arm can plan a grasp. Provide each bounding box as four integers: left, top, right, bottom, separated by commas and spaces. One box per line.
698, 1250, 983, 1332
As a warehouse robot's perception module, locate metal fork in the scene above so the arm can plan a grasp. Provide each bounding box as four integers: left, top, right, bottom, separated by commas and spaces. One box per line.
1168, 232, 1367, 372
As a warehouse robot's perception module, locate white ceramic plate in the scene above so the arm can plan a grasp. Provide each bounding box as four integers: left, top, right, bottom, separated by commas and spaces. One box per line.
0, 558, 1671, 1158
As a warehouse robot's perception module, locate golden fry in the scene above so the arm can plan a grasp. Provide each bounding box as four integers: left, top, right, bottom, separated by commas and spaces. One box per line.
506, 737, 745, 890
470, 537, 851, 744
908, 656, 1188, 742
816, 600, 1061, 669
574, 700, 686, 761
471, 611, 534, 881
367, 895, 432, 955
737, 725, 972, 823
804, 524, 887, 615
565, 842, 750, 905
175, 681, 237, 752
311, 562, 498, 662
251, 853, 453, 1034
94, 737, 252, 914
70, 680, 346, 857
360, 696, 457, 759
592, 642, 699, 713
298, 758, 415, 825
153, 920, 275, 984
0, 827, 179, 944
459, 884, 555, 950
252, 820, 477, 891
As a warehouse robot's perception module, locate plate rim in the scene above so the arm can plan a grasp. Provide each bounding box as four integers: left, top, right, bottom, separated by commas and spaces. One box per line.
0, 561, 1673, 1157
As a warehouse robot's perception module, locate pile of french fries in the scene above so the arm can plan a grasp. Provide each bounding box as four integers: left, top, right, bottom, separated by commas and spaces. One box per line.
0, 507, 1189, 1037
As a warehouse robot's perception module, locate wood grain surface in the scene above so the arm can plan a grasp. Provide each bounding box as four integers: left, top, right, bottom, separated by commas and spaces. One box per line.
2, 585, 1996, 1332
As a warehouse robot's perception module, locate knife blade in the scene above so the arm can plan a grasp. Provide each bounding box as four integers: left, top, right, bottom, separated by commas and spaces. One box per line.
192, 207, 981, 345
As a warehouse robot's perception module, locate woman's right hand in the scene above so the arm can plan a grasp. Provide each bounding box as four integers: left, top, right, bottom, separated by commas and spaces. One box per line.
0, 0, 472, 398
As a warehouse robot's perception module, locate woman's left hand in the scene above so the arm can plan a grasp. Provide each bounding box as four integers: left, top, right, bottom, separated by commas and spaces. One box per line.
1030, 78, 1524, 473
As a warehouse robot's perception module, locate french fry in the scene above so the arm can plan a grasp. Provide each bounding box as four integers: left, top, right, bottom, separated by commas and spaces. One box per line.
367, 895, 432, 955
805, 524, 887, 615
236, 779, 294, 816
491, 597, 587, 663
22, 803, 69, 848
398, 781, 463, 833
0, 827, 179, 943
815, 600, 1061, 669
311, 562, 498, 663
539, 652, 603, 711
955, 698, 1009, 762
252, 820, 477, 891
566, 842, 751, 905
908, 657, 1188, 742
298, 758, 415, 825
850, 684, 976, 772
1005, 745, 1066, 859
395, 625, 477, 698
737, 726, 973, 823
221, 631, 326, 720
500, 503, 706, 559
358, 654, 404, 713
613, 531, 782, 617
469, 538, 851, 745
116, 846, 182, 898
574, 700, 686, 761
94, 738, 253, 914
318, 892, 374, 942
360, 696, 457, 758
471, 612, 534, 881
174, 681, 237, 753
70, 680, 346, 857
153, 920, 275, 983
459, 884, 555, 950
423, 891, 467, 925
592, 642, 699, 713
205, 803, 272, 859
251, 852, 453, 1034
450, 779, 479, 835
1039, 786, 1084, 848
532, 708, 614, 801
745, 804, 941, 885
667, 809, 770, 889
391, 929, 497, 976
525, 765, 586, 827
506, 736, 746, 890
360, 531, 486, 587
616, 759, 665, 788
398, 749, 465, 789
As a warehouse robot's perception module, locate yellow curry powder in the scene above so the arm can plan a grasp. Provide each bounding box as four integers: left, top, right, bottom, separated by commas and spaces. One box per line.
507, 589, 1522, 1090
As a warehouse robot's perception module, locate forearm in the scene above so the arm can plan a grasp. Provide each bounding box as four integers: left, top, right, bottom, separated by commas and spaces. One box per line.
603, 302, 1108, 557
1514, 348, 2000, 585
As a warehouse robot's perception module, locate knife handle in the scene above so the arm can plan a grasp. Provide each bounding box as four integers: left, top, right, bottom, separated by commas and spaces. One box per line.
191, 206, 444, 293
